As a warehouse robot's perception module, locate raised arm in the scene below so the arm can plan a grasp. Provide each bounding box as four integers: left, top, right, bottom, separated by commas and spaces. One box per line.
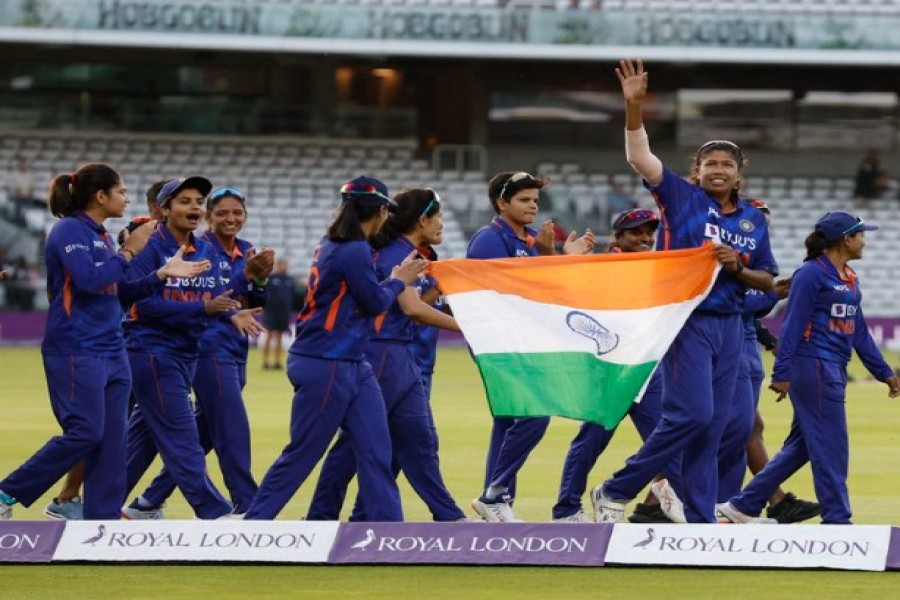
616, 58, 664, 186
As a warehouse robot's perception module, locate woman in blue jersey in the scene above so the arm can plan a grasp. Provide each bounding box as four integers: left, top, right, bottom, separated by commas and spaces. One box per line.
123, 187, 273, 518
469, 170, 595, 523
0, 164, 208, 520
307, 187, 468, 522
244, 176, 426, 520
715, 199, 821, 523
591, 59, 777, 524
718, 212, 900, 525
122, 177, 263, 520
554, 208, 673, 524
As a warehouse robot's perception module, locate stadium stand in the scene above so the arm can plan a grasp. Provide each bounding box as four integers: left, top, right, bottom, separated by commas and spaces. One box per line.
0, 132, 472, 280
2, 131, 897, 316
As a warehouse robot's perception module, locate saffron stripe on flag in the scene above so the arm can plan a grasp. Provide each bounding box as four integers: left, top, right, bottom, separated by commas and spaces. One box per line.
430, 245, 718, 311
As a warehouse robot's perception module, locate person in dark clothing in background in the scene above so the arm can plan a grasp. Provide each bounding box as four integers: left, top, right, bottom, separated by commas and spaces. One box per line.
262, 258, 296, 370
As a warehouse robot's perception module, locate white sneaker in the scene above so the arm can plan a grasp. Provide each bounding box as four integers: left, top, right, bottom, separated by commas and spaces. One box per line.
552, 510, 592, 523
590, 484, 627, 523
0, 499, 11, 520
716, 502, 777, 524
650, 479, 687, 524
471, 497, 523, 523
454, 516, 485, 523
121, 500, 165, 520
216, 512, 244, 520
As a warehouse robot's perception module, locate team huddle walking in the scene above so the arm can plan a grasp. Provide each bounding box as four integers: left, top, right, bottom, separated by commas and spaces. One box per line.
1, 59, 898, 524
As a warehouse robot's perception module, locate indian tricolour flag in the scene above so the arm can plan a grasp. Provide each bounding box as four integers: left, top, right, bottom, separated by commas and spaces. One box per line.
430, 246, 720, 429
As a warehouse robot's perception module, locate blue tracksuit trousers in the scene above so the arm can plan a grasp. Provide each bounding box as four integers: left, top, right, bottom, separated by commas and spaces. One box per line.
306, 342, 463, 521
245, 354, 402, 521
0, 352, 130, 520
125, 352, 232, 519
603, 311, 742, 523
553, 379, 662, 519
717, 337, 764, 501
140, 357, 257, 513
730, 356, 852, 524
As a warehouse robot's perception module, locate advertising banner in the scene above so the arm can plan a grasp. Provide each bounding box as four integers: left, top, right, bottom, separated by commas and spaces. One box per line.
606, 523, 891, 571
329, 522, 612, 566
0, 521, 65, 563
53, 520, 339, 563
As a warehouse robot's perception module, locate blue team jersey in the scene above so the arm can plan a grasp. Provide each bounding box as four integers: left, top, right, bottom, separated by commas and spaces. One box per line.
408, 244, 440, 374
371, 237, 437, 343
467, 216, 539, 259
125, 224, 227, 358
42, 212, 161, 356
742, 289, 780, 339
291, 237, 406, 361
648, 167, 778, 314
197, 231, 267, 361
772, 257, 893, 383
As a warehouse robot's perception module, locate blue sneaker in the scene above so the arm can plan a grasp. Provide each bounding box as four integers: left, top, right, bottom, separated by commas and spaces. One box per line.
44, 496, 84, 520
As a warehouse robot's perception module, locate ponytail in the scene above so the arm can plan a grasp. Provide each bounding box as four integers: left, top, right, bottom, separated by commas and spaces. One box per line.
803, 230, 832, 262
48, 163, 121, 218
327, 199, 382, 242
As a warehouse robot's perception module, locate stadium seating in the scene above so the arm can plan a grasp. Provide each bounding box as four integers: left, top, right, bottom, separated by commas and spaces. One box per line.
0, 132, 471, 281
3, 132, 898, 316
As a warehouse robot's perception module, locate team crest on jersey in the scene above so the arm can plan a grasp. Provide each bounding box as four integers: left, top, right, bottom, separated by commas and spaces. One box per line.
739, 219, 755, 233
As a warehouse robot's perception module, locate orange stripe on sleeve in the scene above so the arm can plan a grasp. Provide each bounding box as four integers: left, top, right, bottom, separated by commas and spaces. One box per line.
62, 272, 73, 317
324, 282, 348, 331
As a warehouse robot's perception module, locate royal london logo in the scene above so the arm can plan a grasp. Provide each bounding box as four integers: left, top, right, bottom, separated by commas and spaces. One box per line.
82, 525, 106, 546
348, 528, 591, 554
628, 528, 871, 557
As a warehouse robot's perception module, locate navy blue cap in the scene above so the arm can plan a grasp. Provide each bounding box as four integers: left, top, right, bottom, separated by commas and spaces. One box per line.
340, 176, 396, 211
613, 208, 659, 231
156, 176, 213, 207
814, 211, 878, 243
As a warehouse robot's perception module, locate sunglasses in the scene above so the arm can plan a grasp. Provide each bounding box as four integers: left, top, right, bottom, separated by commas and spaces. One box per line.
842, 217, 867, 236
499, 172, 535, 199
697, 140, 744, 164
206, 187, 246, 210
419, 189, 442, 219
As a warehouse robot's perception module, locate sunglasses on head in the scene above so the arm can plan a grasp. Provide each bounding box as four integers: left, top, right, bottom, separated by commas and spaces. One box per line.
842, 217, 867, 236
341, 182, 393, 204
697, 140, 744, 164
206, 187, 246, 210
613, 209, 658, 230
499, 172, 536, 199
418, 188, 441, 220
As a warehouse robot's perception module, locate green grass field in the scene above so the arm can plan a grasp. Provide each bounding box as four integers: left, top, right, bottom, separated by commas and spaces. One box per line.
1, 345, 899, 597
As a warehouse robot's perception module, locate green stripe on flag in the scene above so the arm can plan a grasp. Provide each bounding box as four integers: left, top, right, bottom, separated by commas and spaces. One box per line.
475, 352, 658, 429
